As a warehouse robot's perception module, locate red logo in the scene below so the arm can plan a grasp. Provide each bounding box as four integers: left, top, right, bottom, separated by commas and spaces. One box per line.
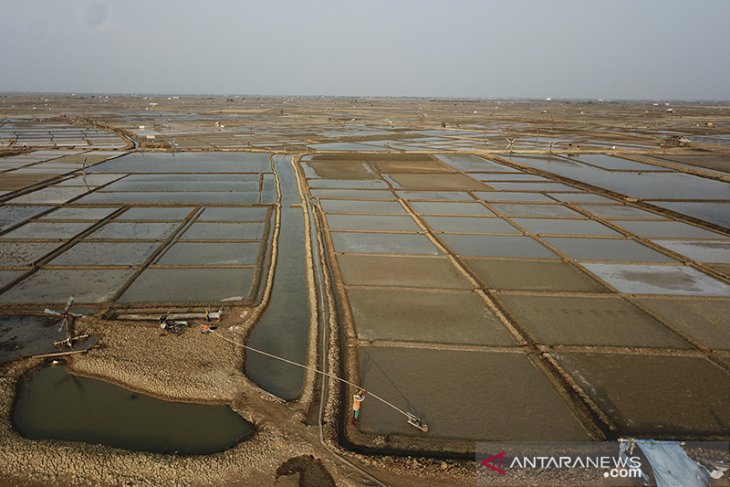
481, 451, 507, 475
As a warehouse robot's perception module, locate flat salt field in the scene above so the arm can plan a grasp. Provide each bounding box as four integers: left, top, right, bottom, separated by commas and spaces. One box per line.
325, 214, 420, 231
496, 294, 688, 347
304, 149, 730, 451
336, 254, 470, 288
0, 152, 274, 307
1, 96, 730, 479
555, 353, 730, 435
331, 232, 440, 255
356, 347, 590, 440
438, 234, 558, 258
118, 268, 256, 304
346, 288, 514, 344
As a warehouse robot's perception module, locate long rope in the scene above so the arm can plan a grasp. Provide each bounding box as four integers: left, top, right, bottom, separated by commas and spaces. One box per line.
208, 329, 416, 421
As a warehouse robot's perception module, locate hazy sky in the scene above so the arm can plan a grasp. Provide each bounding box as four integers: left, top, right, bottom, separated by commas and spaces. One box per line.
2, 0, 729, 99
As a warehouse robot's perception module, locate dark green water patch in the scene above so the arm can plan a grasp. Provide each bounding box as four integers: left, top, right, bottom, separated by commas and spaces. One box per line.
12, 366, 254, 455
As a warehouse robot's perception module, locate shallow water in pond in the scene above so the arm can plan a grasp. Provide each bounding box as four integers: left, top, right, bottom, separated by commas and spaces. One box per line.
245, 156, 310, 400
12, 366, 254, 455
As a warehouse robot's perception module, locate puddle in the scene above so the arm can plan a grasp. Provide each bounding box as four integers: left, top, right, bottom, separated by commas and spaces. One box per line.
13, 365, 253, 455
245, 156, 310, 400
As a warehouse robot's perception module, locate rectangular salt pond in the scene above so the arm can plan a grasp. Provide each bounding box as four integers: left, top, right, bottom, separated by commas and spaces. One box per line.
545, 237, 675, 263
568, 154, 666, 171
157, 242, 260, 265
48, 242, 160, 266
474, 192, 555, 203
87, 151, 272, 173
510, 218, 620, 237
330, 232, 440, 255
326, 214, 421, 231
346, 288, 514, 345
651, 240, 730, 264
180, 222, 264, 241
578, 204, 668, 221
422, 216, 519, 234
308, 179, 388, 189
582, 263, 730, 296
0, 221, 95, 240
119, 267, 255, 303
117, 207, 195, 221
320, 200, 406, 215
0, 268, 136, 304
88, 222, 181, 240
310, 189, 395, 200
615, 221, 724, 239
438, 234, 558, 258
0, 242, 62, 266
409, 202, 493, 216
75, 191, 261, 205
197, 207, 269, 221
489, 203, 586, 218
39, 207, 120, 221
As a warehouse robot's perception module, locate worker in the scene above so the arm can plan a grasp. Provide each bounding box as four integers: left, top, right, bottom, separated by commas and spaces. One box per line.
352, 388, 366, 425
